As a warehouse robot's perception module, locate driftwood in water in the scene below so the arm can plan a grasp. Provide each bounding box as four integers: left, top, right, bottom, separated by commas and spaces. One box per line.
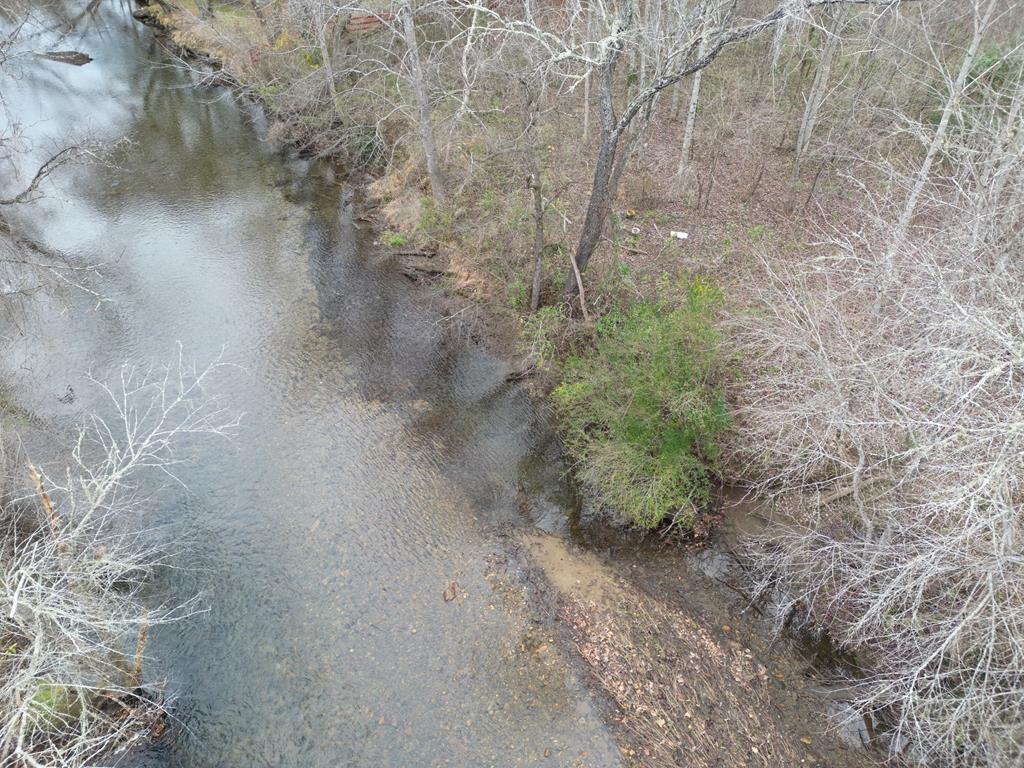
392, 251, 450, 284
37, 50, 93, 66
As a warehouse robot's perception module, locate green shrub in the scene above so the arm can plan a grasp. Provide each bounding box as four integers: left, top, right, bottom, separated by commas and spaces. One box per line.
301, 48, 322, 69
522, 305, 566, 371
551, 279, 728, 530
381, 231, 408, 248
505, 277, 528, 311
746, 223, 770, 243
416, 196, 455, 244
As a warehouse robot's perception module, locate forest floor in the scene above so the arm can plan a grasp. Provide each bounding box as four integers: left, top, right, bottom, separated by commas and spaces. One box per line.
365, 76, 861, 400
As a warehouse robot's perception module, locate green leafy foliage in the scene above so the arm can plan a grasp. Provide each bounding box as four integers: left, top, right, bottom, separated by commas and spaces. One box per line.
29, 683, 83, 730
746, 223, 770, 243
416, 196, 455, 244
552, 279, 728, 530
522, 305, 566, 371
301, 48, 322, 69
381, 231, 408, 248
505, 277, 528, 311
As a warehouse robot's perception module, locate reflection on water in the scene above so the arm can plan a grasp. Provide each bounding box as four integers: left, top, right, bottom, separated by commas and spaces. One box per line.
0, 2, 620, 765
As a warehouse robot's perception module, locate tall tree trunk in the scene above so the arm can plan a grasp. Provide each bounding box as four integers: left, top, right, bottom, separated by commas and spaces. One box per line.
315, 14, 338, 106
792, 8, 842, 179
520, 82, 546, 312
885, 0, 995, 277
400, 3, 446, 204
566, 54, 620, 295
456, 6, 480, 120
528, 172, 545, 311
676, 33, 706, 178
566, 129, 618, 295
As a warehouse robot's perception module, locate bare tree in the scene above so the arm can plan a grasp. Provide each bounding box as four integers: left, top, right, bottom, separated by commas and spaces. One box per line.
675, 2, 709, 180
311, 0, 340, 106
460, 0, 914, 294
731, 41, 1024, 763
883, 0, 1000, 279
791, 5, 844, 178
399, 1, 447, 204
0, 352, 237, 767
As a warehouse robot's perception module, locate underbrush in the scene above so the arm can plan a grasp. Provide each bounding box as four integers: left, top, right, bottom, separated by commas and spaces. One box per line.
732, 182, 1024, 765
0, 473, 168, 766
551, 279, 728, 530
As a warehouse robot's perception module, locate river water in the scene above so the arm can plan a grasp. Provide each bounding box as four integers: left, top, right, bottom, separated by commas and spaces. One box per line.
0, 2, 623, 765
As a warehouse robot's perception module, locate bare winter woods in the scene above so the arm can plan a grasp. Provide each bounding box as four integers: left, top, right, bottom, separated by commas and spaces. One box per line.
34, 0, 1024, 764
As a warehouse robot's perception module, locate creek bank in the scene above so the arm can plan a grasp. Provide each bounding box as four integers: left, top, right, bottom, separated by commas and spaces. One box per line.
126, 0, 553, 367
129, 0, 521, 358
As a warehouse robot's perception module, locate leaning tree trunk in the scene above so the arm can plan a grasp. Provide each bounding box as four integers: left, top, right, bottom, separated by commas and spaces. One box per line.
884, 0, 995, 279
565, 54, 620, 296
792, 8, 842, 179
400, 3, 446, 204
565, 130, 618, 295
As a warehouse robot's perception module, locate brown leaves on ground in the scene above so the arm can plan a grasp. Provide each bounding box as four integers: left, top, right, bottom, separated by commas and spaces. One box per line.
442, 579, 460, 603
523, 533, 855, 768
562, 587, 838, 768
